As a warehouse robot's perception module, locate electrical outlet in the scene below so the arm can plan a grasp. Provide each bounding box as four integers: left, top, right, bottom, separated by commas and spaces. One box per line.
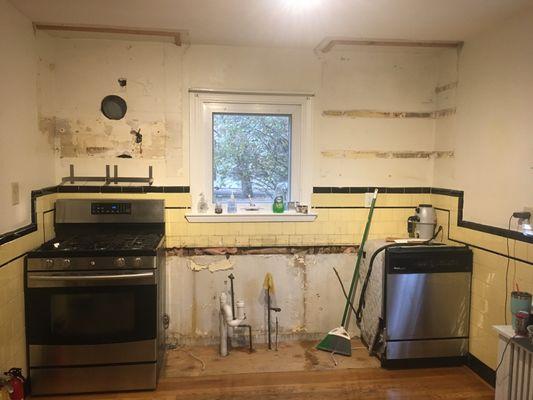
11, 182, 19, 206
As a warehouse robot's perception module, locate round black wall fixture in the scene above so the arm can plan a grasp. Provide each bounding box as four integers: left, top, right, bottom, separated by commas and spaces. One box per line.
101, 95, 127, 120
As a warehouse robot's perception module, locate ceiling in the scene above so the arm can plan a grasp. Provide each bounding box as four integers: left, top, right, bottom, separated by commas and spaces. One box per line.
10, 0, 533, 48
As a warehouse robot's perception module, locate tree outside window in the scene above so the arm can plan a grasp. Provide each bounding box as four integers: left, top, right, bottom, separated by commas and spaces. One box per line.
212, 113, 291, 203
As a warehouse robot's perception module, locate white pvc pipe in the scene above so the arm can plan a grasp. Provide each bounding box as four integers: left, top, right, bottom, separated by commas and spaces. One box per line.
219, 292, 246, 356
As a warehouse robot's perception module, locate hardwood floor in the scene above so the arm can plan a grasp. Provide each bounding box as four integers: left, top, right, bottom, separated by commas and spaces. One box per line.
36, 341, 494, 400
37, 367, 494, 400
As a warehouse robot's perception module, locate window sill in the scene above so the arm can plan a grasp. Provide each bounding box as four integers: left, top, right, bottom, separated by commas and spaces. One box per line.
185, 212, 317, 223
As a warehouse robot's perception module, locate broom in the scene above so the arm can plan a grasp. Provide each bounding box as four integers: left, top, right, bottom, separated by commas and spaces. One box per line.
316, 189, 378, 356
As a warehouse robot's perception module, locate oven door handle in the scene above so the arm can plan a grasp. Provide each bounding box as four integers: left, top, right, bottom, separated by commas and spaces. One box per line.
28, 272, 156, 288
29, 272, 154, 281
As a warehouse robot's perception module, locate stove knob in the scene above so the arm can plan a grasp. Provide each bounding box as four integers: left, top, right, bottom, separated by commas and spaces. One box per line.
115, 257, 126, 267
134, 257, 143, 267
90, 260, 96, 267
45, 259, 54, 268
63, 258, 71, 267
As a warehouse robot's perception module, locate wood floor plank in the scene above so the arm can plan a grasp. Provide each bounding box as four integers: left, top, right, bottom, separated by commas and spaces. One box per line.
36, 342, 494, 400
40, 367, 492, 400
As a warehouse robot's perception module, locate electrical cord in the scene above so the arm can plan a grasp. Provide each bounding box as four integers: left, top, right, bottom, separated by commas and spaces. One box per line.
495, 334, 517, 372
355, 226, 444, 323
504, 216, 512, 325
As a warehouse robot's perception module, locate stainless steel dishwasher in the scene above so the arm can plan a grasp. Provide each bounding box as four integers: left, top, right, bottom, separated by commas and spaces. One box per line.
383, 245, 472, 367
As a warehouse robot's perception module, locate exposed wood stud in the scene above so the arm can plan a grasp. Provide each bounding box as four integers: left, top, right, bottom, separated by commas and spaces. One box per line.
34, 23, 183, 46
319, 38, 463, 53
435, 81, 458, 94
322, 108, 456, 119
321, 150, 455, 160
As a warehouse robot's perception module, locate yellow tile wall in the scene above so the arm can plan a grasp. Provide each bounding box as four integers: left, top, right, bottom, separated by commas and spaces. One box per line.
0, 193, 56, 373
54, 192, 422, 248
4, 189, 527, 373
431, 193, 533, 370
164, 193, 425, 248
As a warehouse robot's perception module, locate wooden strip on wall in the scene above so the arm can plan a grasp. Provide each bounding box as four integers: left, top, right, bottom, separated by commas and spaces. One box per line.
34, 23, 182, 46
322, 108, 456, 119
321, 150, 455, 159
320, 38, 462, 53
435, 81, 458, 94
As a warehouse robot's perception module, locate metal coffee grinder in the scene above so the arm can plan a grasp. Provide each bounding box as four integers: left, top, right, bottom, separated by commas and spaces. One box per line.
407, 204, 437, 240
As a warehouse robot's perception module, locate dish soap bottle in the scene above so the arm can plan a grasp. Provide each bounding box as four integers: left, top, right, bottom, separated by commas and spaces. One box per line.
197, 193, 209, 213
227, 192, 237, 213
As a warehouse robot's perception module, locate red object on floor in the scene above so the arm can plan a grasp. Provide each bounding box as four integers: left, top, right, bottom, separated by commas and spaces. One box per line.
4, 369, 25, 400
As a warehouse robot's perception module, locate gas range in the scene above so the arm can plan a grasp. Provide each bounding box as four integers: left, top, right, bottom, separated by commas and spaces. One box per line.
27, 232, 164, 270
25, 199, 166, 395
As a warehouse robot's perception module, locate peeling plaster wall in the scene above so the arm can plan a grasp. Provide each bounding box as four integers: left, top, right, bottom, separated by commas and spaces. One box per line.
433, 8, 533, 228
0, 0, 55, 232
166, 253, 360, 345
37, 33, 185, 185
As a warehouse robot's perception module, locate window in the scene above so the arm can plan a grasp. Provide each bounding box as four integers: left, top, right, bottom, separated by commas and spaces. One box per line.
213, 113, 291, 203
190, 91, 313, 212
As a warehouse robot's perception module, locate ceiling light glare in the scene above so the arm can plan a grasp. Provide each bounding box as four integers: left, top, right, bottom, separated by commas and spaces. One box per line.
283, 0, 321, 12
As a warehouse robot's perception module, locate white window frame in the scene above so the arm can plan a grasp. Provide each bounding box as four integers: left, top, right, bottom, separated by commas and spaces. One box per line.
189, 90, 313, 212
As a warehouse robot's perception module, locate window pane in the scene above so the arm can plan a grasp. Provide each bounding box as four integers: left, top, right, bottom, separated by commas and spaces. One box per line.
213, 113, 291, 203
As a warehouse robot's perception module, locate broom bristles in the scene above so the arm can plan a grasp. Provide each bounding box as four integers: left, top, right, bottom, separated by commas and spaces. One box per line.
316, 327, 352, 356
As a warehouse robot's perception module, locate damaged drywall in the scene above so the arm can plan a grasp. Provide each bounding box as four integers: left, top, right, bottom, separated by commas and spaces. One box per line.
166, 245, 358, 257
321, 150, 454, 160
47, 116, 168, 159
435, 81, 458, 94
322, 108, 456, 119
187, 256, 235, 272
165, 253, 360, 347
36, 33, 185, 183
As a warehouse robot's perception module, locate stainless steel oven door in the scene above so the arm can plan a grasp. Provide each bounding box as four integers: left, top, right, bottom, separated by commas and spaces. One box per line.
26, 270, 158, 367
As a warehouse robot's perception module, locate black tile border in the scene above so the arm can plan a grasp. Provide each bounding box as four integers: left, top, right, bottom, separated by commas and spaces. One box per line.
0, 185, 190, 246
467, 353, 495, 387
313, 186, 532, 244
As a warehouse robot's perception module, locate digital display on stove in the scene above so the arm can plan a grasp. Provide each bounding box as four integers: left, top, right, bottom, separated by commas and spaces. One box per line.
91, 202, 131, 215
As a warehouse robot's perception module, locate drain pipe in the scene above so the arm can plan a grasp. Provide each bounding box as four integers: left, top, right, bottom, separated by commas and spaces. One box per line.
219, 292, 246, 356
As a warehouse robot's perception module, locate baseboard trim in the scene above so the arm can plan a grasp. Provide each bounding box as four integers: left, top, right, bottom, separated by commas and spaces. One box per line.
466, 353, 495, 387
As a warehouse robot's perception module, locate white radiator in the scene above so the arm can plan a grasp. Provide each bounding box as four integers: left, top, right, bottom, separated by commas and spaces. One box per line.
507, 340, 533, 400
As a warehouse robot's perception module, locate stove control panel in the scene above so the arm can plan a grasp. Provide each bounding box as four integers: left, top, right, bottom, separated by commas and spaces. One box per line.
91, 202, 132, 215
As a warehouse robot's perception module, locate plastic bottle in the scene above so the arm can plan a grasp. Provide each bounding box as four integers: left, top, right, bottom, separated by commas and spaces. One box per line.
272, 195, 284, 213
197, 193, 209, 213
227, 192, 237, 213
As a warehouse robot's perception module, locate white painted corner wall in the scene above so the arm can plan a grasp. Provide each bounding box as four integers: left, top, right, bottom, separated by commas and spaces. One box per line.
0, 0, 55, 233
433, 8, 533, 228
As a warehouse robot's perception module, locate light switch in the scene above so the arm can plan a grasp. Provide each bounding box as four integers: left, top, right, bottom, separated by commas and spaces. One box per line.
11, 182, 19, 206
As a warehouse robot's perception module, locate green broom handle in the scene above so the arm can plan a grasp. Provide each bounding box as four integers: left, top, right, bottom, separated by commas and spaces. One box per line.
341, 189, 378, 327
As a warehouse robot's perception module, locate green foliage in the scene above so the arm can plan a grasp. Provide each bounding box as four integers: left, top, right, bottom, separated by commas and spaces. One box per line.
213, 113, 290, 201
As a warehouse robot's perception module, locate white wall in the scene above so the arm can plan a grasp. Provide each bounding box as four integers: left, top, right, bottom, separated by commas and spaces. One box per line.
434, 8, 533, 228
40, 39, 455, 192
316, 46, 453, 187
0, 0, 55, 233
